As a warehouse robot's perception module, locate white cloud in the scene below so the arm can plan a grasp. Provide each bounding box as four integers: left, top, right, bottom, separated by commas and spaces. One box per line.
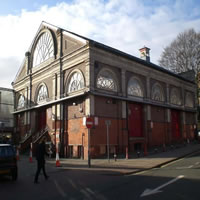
0, 0, 200, 88
0, 56, 21, 86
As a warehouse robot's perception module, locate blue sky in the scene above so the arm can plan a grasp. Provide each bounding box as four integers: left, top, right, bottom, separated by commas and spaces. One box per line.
0, 0, 200, 88
0, 0, 65, 15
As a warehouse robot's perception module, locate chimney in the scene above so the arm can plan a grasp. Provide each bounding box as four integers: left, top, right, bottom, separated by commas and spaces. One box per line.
139, 46, 150, 62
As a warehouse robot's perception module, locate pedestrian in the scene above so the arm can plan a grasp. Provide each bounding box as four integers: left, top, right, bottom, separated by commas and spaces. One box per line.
34, 136, 49, 184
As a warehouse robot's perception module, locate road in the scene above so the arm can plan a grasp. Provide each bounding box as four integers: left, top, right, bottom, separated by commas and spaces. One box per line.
1, 152, 200, 200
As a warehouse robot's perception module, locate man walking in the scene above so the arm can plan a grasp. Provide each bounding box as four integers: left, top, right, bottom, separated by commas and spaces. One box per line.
34, 136, 49, 183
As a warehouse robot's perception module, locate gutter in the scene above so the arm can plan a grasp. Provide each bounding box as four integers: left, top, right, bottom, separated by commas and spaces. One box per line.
89, 90, 197, 112
13, 91, 87, 114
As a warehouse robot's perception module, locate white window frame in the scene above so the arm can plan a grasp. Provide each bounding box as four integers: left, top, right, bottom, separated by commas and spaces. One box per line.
96, 69, 117, 92
33, 32, 54, 67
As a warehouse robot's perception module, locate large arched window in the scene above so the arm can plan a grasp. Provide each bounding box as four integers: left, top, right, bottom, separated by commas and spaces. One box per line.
67, 71, 85, 93
152, 83, 164, 102
170, 88, 182, 105
96, 69, 117, 92
33, 32, 54, 67
127, 77, 144, 97
36, 84, 48, 103
185, 92, 194, 108
17, 95, 25, 109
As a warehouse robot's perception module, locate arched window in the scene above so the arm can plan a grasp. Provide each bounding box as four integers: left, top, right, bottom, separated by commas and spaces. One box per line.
185, 92, 194, 108
127, 77, 144, 97
96, 69, 117, 92
33, 32, 54, 67
170, 88, 181, 105
37, 84, 48, 103
67, 71, 84, 93
17, 95, 25, 109
152, 83, 164, 102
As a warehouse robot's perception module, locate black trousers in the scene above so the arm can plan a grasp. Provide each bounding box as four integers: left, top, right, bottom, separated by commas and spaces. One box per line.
34, 160, 48, 182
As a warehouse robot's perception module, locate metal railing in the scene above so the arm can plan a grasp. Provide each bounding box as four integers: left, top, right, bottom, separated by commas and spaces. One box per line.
32, 126, 49, 143
20, 131, 32, 144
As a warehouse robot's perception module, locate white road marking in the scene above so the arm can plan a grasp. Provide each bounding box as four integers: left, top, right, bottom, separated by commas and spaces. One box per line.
80, 187, 107, 200
54, 180, 67, 198
176, 165, 193, 169
140, 175, 184, 197
80, 187, 93, 199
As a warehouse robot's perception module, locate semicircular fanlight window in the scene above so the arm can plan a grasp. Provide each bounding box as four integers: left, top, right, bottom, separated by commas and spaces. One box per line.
96, 70, 117, 92
152, 83, 164, 102
127, 77, 144, 97
37, 85, 48, 103
18, 95, 25, 109
170, 88, 181, 105
68, 72, 84, 93
33, 32, 54, 67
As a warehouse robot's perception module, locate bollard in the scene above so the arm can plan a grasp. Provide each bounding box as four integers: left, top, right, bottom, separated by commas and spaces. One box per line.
126, 146, 129, 159
114, 154, 117, 161
16, 146, 20, 161
29, 143, 33, 163
144, 144, 148, 156
137, 151, 140, 158
56, 144, 61, 167
163, 143, 166, 152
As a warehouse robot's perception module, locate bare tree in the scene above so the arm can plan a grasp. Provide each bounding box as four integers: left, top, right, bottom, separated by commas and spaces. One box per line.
159, 29, 200, 75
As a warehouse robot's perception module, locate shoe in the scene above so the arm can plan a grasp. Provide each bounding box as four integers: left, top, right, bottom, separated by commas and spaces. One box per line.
34, 180, 39, 184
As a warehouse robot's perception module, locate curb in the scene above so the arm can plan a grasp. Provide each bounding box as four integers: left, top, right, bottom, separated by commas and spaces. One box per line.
123, 148, 200, 176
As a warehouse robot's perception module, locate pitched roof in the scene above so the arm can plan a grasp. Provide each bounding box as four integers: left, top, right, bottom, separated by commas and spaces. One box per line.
14, 21, 196, 85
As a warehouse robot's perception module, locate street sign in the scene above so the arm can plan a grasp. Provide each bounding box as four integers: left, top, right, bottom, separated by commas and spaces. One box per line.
86, 117, 93, 129
105, 120, 111, 126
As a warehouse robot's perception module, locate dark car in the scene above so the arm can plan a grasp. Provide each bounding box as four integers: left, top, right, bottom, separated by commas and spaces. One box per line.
0, 144, 18, 181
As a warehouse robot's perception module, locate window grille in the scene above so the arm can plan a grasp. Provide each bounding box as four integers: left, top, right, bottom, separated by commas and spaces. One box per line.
152, 83, 164, 101
96, 70, 117, 92
128, 77, 143, 97
68, 72, 84, 93
33, 32, 54, 67
37, 85, 48, 103
17, 95, 25, 109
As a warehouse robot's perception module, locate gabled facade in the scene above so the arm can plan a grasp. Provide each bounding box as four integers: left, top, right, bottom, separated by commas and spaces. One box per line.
12, 22, 197, 159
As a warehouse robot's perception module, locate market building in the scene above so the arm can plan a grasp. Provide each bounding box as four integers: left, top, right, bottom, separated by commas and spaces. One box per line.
12, 22, 197, 159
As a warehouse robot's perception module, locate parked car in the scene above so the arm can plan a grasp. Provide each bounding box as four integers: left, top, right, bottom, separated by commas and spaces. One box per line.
0, 144, 18, 181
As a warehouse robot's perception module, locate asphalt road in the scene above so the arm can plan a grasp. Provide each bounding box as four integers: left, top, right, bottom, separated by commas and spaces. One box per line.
1, 152, 200, 200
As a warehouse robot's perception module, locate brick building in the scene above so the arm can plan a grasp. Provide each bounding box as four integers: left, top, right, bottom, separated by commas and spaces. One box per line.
12, 22, 197, 159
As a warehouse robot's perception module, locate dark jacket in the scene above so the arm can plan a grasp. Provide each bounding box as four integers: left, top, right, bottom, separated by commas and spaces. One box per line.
35, 141, 46, 162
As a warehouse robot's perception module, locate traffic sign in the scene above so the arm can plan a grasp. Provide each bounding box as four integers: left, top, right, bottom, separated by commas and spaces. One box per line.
105, 120, 111, 126
86, 117, 93, 129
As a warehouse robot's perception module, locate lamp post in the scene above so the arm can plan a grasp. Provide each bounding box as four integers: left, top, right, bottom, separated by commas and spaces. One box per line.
86, 117, 93, 168
105, 120, 111, 162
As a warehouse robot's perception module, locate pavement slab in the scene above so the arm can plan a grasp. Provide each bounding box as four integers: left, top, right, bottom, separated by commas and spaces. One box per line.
45, 143, 200, 175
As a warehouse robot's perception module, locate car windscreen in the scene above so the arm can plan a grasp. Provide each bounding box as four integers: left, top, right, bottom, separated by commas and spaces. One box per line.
0, 146, 15, 157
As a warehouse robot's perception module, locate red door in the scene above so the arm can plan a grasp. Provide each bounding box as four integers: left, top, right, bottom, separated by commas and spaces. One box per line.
128, 103, 143, 137
171, 110, 180, 140
38, 109, 46, 131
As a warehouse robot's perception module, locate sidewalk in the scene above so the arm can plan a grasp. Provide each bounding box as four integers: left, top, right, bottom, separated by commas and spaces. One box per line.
47, 142, 200, 175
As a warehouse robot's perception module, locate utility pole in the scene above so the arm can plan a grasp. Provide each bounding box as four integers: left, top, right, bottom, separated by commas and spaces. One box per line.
105, 120, 111, 162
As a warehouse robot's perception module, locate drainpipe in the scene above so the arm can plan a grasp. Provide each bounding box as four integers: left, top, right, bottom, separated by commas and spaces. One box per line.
57, 28, 65, 157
